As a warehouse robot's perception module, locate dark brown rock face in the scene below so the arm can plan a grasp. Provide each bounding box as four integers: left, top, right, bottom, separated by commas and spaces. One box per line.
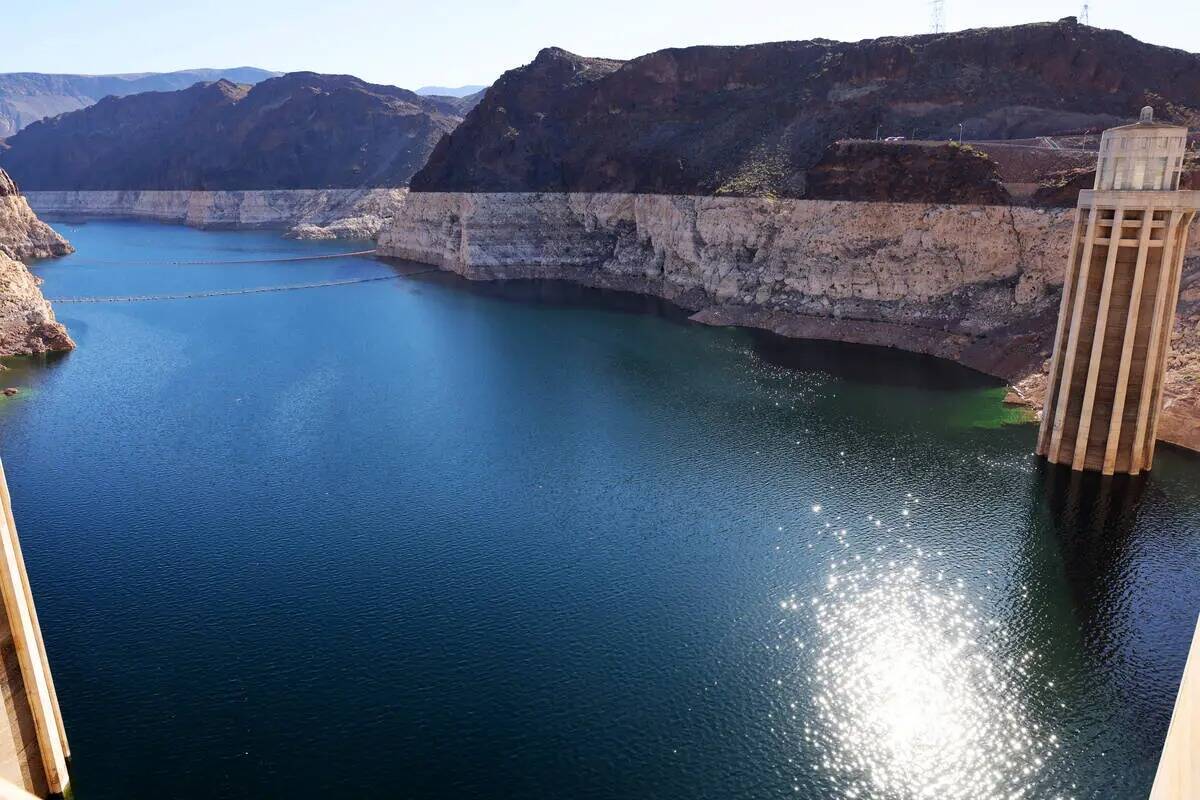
805, 141, 1010, 204
0, 74, 467, 190
413, 20, 1200, 198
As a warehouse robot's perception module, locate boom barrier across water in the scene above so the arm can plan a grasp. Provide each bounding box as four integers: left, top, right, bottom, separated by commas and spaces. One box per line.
78, 249, 379, 266
48, 269, 439, 304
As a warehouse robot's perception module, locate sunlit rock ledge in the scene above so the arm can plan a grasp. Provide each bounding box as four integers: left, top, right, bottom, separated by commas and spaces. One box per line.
379, 191, 1200, 453
24, 188, 408, 241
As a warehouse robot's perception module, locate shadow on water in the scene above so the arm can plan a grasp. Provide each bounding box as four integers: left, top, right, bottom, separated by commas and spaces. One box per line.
1019, 461, 1194, 797
393, 268, 695, 321
391, 264, 1005, 393
745, 328, 1002, 392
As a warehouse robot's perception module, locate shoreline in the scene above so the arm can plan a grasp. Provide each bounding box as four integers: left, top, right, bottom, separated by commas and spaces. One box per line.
25, 187, 407, 240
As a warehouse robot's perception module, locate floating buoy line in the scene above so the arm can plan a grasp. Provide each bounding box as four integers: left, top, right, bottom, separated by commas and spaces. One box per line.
47, 268, 439, 304
73, 249, 378, 266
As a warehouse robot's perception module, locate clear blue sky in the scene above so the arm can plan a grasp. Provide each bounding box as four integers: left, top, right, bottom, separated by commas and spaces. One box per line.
3, 0, 1197, 89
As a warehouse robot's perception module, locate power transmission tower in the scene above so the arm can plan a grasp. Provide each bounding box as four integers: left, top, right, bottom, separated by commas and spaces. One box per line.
1081, 2, 1090, 24
930, 0, 946, 33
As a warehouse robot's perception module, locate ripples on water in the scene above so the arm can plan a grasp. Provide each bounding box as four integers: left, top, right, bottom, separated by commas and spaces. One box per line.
5, 222, 1198, 800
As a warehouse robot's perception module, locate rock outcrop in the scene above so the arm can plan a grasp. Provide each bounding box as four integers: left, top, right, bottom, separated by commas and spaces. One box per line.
0, 251, 73, 356
804, 141, 1010, 205
25, 187, 407, 240
412, 20, 1200, 199
0, 170, 72, 261
378, 192, 1200, 451
0, 73, 465, 191
0, 169, 75, 355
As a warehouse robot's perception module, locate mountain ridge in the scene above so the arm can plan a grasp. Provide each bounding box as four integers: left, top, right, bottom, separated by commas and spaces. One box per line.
411, 19, 1200, 197
0, 67, 279, 136
0, 72, 465, 190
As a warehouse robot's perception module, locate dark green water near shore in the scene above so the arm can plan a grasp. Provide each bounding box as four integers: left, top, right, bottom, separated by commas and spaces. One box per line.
2, 220, 1198, 799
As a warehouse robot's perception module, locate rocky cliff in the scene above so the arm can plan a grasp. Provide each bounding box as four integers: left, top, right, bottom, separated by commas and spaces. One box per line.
378, 192, 1200, 451
25, 187, 407, 240
413, 20, 1200, 198
0, 73, 465, 190
0, 170, 72, 261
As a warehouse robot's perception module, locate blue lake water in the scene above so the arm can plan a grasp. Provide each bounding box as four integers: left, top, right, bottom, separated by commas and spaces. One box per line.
1, 219, 1198, 799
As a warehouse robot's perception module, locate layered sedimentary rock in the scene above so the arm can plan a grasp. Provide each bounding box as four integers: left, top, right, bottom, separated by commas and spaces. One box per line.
0, 73, 464, 190
378, 192, 1200, 450
26, 188, 407, 240
0, 171, 72, 261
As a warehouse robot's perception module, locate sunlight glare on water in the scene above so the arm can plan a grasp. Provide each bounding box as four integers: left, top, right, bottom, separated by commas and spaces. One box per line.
787, 497, 1061, 800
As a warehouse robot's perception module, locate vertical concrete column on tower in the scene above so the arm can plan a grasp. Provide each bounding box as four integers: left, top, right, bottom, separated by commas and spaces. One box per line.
0, 460, 69, 798
1037, 108, 1198, 475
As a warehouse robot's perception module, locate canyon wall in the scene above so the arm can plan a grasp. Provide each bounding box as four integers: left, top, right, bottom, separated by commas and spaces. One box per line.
25, 188, 407, 240
379, 192, 1200, 451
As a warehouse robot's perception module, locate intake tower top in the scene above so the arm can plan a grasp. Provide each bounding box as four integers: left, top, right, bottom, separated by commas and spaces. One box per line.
1095, 107, 1187, 192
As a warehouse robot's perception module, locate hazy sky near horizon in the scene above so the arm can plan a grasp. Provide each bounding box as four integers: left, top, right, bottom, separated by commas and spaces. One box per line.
4, 0, 1198, 89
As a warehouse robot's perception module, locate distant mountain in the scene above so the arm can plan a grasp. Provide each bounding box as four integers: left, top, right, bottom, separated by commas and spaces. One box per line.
0, 67, 280, 137
0, 73, 467, 190
415, 85, 487, 98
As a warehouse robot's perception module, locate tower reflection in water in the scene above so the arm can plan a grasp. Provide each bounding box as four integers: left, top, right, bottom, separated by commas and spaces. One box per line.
1036, 461, 1146, 625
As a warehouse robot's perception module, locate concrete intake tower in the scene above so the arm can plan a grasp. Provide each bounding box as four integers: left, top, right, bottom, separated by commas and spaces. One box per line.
1037, 108, 1198, 474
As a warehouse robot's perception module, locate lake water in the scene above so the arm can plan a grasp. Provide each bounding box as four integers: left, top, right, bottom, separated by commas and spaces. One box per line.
3, 219, 1198, 799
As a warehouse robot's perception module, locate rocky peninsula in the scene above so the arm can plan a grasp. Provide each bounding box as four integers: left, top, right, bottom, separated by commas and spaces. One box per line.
0, 170, 73, 355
